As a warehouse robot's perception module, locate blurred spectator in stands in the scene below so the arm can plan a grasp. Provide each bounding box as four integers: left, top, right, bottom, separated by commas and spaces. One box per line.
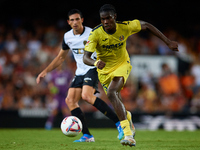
4, 33, 18, 54
191, 61, 200, 94
27, 34, 41, 57
36, 44, 51, 64
44, 64, 73, 129
159, 63, 180, 95
121, 78, 137, 111
157, 42, 172, 55
180, 69, 194, 100
32, 96, 43, 108
0, 34, 5, 51
161, 93, 186, 112
20, 88, 33, 108
136, 82, 158, 113
0, 51, 6, 73
1, 83, 15, 110
158, 63, 187, 112
0, 84, 4, 109
190, 89, 200, 113
44, 26, 59, 47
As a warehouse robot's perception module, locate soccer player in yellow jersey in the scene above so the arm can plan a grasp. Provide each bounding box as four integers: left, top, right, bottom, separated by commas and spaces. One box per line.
83, 4, 178, 147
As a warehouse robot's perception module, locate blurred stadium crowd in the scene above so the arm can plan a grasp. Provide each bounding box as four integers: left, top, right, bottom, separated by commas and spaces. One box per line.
0, 18, 200, 114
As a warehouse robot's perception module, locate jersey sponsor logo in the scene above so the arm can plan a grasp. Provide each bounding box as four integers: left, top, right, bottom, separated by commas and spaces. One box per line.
71, 76, 76, 83
84, 77, 92, 81
102, 42, 123, 50
72, 48, 84, 54
119, 35, 124, 41
84, 77, 92, 83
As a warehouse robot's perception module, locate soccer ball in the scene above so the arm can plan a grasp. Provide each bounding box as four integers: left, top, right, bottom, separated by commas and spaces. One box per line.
60, 116, 82, 137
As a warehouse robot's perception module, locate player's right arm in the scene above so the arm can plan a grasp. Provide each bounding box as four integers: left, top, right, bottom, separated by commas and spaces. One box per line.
36, 49, 68, 84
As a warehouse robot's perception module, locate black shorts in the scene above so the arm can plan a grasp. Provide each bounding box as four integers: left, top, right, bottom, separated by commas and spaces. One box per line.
70, 68, 99, 91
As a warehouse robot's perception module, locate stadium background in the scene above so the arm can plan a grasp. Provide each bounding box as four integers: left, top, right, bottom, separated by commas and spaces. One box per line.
0, 0, 200, 130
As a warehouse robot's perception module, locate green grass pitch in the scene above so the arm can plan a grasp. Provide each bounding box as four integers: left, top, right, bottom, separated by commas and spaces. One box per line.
0, 128, 200, 150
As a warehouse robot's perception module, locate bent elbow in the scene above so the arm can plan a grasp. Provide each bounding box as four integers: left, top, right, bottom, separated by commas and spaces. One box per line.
58, 56, 65, 63
140, 20, 151, 31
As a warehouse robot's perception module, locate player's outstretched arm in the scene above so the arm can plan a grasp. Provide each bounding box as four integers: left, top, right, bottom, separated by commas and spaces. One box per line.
139, 20, 179, 51
36, 49, 68, 84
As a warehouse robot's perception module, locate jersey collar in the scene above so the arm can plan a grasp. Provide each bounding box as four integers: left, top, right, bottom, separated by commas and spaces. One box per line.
102, 23, 118, 35
73, 26, 85, 36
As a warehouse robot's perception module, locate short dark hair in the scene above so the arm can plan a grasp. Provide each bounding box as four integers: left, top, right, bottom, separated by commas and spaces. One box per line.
67, 9, 83, 19
99, 4, 116, 15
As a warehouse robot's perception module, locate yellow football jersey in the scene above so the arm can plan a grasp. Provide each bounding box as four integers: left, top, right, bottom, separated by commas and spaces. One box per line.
85, 19, 141, 74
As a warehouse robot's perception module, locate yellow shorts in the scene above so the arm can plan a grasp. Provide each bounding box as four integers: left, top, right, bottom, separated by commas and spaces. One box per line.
98, 61, 132, 94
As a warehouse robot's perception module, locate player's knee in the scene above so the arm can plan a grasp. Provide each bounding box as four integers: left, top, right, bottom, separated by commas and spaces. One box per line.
81, 92, 90, 102
65, 97, 74, 107
65, 97, 79, 110
107, 89, 116, 102
81, 92, 93, 104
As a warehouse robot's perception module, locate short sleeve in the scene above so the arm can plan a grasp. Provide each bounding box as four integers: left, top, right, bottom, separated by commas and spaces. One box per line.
62, 38, 70, 50
128, 19, 141, 35
84, 31, 97, 53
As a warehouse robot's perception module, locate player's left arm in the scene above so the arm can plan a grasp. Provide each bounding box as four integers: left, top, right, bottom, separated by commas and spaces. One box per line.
139, 20, 179, 51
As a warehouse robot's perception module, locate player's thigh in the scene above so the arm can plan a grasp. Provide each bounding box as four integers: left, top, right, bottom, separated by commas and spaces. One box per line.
107, 77, 124, 94
82, 85, 96, 104
107, 62, 131, 94
81, 68, 98, 102
104, 77, 124, 106
98, 73, 112, 95
82, 85, 95, 96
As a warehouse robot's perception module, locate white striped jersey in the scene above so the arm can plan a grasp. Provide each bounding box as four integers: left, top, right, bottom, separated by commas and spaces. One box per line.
62, 26, 96, 75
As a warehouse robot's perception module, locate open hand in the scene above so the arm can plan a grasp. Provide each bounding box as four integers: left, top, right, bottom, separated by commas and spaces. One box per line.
36, 72, 47, 84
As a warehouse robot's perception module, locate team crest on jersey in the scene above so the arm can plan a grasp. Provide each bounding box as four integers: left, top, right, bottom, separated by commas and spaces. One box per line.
83, 40, 87, 45
119, 35, 124, 41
